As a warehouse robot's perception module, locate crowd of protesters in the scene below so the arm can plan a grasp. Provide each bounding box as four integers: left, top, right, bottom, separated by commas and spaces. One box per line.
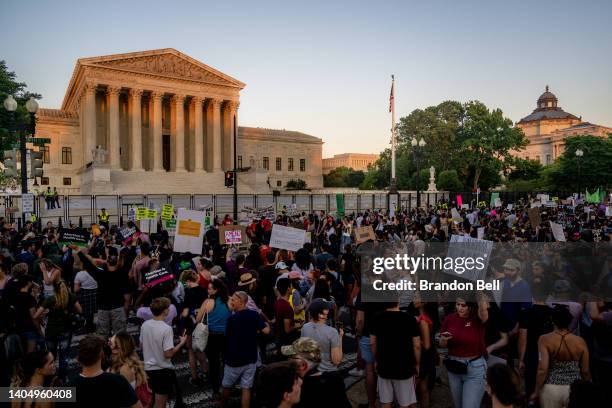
0, 194, 610, 407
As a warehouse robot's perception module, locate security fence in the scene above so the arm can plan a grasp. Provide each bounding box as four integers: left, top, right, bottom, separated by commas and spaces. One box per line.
1, 192, 453, 227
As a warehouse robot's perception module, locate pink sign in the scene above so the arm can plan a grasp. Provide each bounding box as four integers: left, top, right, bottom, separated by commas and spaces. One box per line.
456, 194, 463, 208
224, 230, 242, 244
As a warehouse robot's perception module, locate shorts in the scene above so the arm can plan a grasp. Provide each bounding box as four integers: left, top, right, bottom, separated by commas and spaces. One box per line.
378, 376, 417, 406
359, 336, 375, 364
222, 363, 257, 389
146, 368, 174, 395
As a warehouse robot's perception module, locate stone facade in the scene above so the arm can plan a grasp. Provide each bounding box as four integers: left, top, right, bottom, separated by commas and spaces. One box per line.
34, 48, 323, 194
514, 86, 612, 164
322, 153, 379, 174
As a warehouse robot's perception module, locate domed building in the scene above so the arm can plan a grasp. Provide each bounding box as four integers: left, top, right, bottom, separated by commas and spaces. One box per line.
515, 86, 612, 164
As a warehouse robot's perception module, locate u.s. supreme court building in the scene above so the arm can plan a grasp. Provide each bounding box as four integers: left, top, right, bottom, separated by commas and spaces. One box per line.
35, 49, 323, 194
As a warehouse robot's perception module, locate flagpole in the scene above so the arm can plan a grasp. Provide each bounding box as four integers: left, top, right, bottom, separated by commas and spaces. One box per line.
390, 74, 397, 194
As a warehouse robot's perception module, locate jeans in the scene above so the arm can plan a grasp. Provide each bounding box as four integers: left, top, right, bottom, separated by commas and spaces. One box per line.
46, 333, 72, 380
205, 332, 226, 394
447, 356, 486, 408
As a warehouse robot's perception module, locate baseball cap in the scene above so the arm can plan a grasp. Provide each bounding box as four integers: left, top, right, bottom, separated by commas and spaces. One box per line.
281, 337, 321, 363
502, 259, 521, 270
275, 261, 288, 270
308, 298, 330, 316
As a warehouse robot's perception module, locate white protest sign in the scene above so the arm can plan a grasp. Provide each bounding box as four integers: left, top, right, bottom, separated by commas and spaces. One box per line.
606, 206, 612, 217
444, 235, 493, 282
507, 204, 513, 210
269, 224, 306, 251
549, 221, 566, 242
451, 208, 462, 223
477, 227, 485, 240
21, 194, 34, 213
174, 209, 205, 254
536, 194, 549, 203
461, 204, 469, 210
494, 198, 502, 208
127, 207, 137, 222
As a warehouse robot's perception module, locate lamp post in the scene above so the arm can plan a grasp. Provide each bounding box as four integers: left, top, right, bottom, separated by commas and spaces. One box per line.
3, 95, 39, 194
411, 137, 426, 208
575, 148, 584, 198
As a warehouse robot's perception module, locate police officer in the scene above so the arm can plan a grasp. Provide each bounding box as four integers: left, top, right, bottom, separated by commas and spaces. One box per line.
44, 186, 54, 209
98, 207, 110, 230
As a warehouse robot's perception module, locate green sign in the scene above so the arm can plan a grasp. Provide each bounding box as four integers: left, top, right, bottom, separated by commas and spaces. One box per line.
336, 194, 345, 217
28, 138, 51, 145
165, 219, 176, 229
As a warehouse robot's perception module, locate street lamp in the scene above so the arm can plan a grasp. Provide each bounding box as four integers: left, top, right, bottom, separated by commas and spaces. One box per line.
411, 137, 426, 208
2, 95, 39, 194
575, 149, 584, 198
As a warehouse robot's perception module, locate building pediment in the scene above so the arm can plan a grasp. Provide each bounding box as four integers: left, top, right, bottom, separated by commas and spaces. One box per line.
62, 48, 245, 110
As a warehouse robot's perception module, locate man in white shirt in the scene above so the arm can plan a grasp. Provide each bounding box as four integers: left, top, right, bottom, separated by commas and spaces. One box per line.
140, 297, 187, 408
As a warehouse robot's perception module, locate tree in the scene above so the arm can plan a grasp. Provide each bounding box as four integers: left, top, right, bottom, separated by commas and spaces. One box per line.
545, 136, 612, 192
286, 179, 307, 190
0, 60, 42, 157
456, 101, 528, 190
437, 170, 463, 191
508, 158, 543, 181
323, 167, 365, 187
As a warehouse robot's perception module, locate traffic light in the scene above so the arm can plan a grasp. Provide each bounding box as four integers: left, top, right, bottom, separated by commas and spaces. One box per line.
30, 150, 44, 178
224, 170, 234, 187
3, 150, 17, 177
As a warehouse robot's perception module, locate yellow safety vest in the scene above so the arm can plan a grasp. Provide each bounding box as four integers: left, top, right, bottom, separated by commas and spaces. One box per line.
30, 214, 37, 222
99, 212, 109, 222
289, 288, 305, 324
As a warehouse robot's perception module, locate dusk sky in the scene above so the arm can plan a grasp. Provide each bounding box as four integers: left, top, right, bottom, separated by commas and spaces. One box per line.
1, 0, 611, 157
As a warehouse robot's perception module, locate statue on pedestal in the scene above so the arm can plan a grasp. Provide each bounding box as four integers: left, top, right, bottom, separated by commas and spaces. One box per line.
91, 145, 108, 165
427, 166, 438, 192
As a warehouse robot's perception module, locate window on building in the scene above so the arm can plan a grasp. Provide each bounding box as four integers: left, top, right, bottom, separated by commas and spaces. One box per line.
277, 180, 282, 187
41, 177, 49, 185
288, 158, 294, 171
40, 146, 50, 164
300, 159, 306, 172
238, 155, 242, 169
63, 177, 71, 186
263, 157, 269, 170
536, 155, 540, 163
62, 147, 72, 164
545, 154, 551, 165
276, 157, 282, 171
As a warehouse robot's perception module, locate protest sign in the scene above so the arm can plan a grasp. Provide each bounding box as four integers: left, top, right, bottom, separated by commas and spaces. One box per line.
549, 221, 566, 242
355, 226, 376, 244
461, 204, 469, 210
164, 219, 176, 236
451, 208, 462, 223
536, 194, 549, 203
146, 209, 157, 219
127, 208, 136, 222
239, 205, 275, 225
477, 227, 485, 240
606, 206, 612, 217
507, 204, 513, 210
336, 194, 345, 217
59, 228, 90, 248
219, 225, 246, 245
161, 204, 174, 220
136, 207, 147, 221
143, 262, 174, 288
204, 208, 214, 230
269, 224, 306, 251
456, 194, 463, 208
490, 192, 499, 208
21, 194, 34, 214
174, 209, 205, 253
120, 226, 139, 245
494, 198, 502, 208
528, 207, 541, 227
444, 235, 493, 282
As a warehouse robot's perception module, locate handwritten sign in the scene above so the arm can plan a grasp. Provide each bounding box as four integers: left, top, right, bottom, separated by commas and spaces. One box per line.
355, 226, 376, 244
269, 224, 306, 251
549, 221, 566, 242
219, 225, 247, 245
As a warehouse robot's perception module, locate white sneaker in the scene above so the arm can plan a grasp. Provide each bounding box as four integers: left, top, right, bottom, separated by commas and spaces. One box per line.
348, 367, 364, 377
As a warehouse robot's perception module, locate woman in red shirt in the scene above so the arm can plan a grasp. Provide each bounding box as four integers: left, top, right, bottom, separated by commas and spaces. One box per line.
440, 295, 489, 408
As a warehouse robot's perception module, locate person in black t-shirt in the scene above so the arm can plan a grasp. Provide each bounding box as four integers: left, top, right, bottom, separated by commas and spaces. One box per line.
370, 301, 421, 408
70, 334, 140, 408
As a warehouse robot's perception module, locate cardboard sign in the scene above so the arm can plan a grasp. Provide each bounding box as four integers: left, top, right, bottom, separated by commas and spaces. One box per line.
161, 204, 174, 220
224, 229, 242, 244
528, 207, 541, 228
219, 225, 247, 245
355, 226, 376, 244
174, 209, 205, 253
136, 207, 148, 221
549, 221, 566, 242
269, 224, 306, 251
59, 228, 91, 248
144, 262, 174, 288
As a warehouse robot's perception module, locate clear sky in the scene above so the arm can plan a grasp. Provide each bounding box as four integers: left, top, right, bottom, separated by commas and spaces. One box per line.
1, 0, 611, 157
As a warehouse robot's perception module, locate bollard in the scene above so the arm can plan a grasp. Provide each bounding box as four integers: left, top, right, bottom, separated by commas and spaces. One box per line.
79, 217, 83, 228
58, 217, 63, 228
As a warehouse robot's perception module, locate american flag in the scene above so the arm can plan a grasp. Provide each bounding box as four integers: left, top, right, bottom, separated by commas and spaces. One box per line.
389, 75, 395, 113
